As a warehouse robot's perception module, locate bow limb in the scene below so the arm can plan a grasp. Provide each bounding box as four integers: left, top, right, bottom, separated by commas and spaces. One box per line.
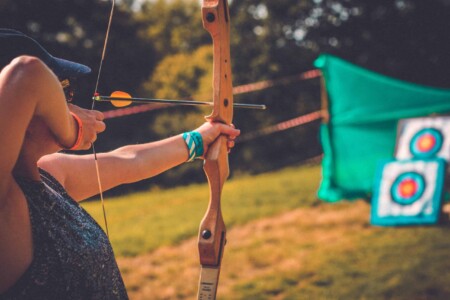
197, 0, 233, 299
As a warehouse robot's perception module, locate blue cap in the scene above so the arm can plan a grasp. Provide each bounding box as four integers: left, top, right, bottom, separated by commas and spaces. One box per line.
0, 28, 91, 79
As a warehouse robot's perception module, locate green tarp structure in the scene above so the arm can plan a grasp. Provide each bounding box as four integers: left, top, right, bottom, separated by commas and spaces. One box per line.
315, 54, 450, 202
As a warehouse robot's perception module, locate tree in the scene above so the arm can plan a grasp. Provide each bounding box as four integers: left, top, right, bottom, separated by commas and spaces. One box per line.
235, 0, 450, 88
0, 0, 155, 109
136, 0, 208, 58
5, 0, 450, 189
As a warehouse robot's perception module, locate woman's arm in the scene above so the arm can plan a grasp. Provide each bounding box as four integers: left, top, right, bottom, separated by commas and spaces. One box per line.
39, 122, 240, 201
0, 56, 81, 292
0, 56, 77, 198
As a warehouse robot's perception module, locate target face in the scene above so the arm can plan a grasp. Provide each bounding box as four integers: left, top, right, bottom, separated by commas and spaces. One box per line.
409, 128, 443, 158
390, 172, 425, 205
371, 159, 446, 226
396, 117, 450, 161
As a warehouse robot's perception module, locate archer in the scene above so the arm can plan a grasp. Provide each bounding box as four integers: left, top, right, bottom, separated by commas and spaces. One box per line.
0, 29, 239, 299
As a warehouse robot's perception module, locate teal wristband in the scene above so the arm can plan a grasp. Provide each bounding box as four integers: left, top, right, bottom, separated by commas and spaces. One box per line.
182, 131, 204, 162
182, 132, 196, 162
190, 131, 204, 158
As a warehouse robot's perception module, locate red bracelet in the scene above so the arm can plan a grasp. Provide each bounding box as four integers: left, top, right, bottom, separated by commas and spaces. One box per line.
60, 112, 83, 150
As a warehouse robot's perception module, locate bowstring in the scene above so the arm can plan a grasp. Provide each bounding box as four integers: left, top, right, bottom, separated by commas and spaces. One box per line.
91, 0, 115, 237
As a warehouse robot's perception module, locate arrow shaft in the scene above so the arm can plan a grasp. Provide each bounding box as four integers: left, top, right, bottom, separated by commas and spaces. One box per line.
93, 95, 266, 110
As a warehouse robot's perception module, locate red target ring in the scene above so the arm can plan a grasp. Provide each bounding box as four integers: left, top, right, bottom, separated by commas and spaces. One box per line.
391, 172, 425, 205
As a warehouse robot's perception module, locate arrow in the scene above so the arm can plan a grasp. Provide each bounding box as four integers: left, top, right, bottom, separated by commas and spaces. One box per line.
93, 91, 267, 110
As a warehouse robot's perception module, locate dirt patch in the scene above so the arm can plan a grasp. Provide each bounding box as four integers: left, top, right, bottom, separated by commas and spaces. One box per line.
117, 200, 371, 299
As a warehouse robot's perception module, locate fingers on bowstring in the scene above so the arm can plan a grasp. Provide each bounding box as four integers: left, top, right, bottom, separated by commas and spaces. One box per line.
94, 110, 105, 121
96, 120, 106, 133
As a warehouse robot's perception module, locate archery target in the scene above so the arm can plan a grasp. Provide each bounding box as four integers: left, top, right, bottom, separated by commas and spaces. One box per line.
371, 159, 446, 226
390, 172, 425, 205
396, 117, 450, 161
409, 128, 443, 158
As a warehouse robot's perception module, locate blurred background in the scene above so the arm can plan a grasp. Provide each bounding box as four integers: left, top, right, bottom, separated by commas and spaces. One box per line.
4, 0, 450, 195
4, 1, 450, 299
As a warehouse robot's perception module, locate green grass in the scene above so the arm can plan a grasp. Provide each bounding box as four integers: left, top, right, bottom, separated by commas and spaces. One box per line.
231, 225, 450, 300
82, 164, 450, 299
82, 163, 321, 256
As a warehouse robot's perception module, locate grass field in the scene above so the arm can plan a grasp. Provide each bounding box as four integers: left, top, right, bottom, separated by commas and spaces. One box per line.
82, 163, 450, 300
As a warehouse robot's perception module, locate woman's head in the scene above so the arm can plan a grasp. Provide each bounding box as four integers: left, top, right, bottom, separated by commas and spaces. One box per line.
0, 29, 91, 79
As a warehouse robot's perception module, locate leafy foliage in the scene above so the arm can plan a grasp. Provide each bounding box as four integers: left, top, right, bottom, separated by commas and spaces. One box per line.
313, 0, 450, 87
4, 0, 450, 190
141, 45, 213, 100
136, 0, 208, 57
0, 0, 156, 108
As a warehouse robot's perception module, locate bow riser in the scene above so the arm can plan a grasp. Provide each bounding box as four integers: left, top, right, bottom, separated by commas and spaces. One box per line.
202, 0, 233, 124
199, 144, 228, 266
198, 0, 233, 299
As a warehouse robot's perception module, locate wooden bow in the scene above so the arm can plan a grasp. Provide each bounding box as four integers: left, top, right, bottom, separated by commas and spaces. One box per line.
197, 0, 233, 299
93, 1, 234, 297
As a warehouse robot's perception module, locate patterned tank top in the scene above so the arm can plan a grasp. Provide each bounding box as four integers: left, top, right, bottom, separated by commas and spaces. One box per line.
0, 169, 128, 300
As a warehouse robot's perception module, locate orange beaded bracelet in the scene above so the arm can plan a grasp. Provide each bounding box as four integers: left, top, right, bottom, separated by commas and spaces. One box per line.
58, 112, 83, 150
67, 112, 83, 150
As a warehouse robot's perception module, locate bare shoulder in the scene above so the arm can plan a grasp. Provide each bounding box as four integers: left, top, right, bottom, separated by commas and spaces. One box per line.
0, 56, 55, 104
1, 56, 49, 82
8, 55, 48, 70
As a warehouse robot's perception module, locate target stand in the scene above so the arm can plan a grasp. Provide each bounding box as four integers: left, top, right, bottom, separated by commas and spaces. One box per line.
371, 159, 446, 226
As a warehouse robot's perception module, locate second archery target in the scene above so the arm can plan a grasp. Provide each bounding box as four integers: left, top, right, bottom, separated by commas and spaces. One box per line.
371, 159, 446, 226
395, 116, 450, 161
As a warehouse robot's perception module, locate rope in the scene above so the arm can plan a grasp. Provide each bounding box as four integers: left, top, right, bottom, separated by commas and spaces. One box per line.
102, 69, 322, 120
237, 110, 324, 143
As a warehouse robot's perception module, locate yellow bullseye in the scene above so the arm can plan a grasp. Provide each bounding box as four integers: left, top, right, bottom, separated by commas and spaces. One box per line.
417, 134, 435, 151
110, 91, 132, 107
398, 179, 417, 198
